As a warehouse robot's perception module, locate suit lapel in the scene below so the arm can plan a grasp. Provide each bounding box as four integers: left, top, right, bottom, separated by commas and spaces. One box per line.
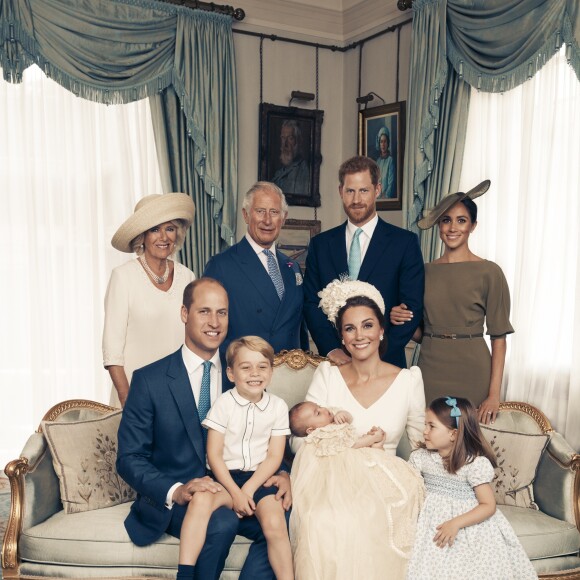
273, 251, 296, 327
236, 238, 280, 309
278, 251, 295, 300
329, 222, 349, 277
167, 352, 206, 466
359, 218, 392, 281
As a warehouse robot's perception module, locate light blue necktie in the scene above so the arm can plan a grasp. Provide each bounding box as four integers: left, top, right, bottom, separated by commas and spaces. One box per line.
198, 361, 212, 442
348, 228, 363, 280
263, 249, 285, 300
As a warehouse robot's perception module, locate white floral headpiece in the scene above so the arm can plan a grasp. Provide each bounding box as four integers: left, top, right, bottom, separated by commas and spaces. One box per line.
318, 276, 385, 325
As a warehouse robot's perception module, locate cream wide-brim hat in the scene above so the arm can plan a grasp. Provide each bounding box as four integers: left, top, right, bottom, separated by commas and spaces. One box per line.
111, 193, 195, 253
417, 180, 490, 230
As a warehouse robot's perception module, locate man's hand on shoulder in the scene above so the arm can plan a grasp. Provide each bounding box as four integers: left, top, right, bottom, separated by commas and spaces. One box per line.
327, 348, 351, 366
264, 471, 292, 511
172, 476, 223, 505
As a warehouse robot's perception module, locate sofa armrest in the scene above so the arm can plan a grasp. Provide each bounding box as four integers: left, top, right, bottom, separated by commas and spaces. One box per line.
534, 431, 580, 530
2, 432, 62, 572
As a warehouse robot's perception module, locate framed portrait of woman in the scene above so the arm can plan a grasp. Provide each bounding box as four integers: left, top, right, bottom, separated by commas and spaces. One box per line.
358, 101, 406, 211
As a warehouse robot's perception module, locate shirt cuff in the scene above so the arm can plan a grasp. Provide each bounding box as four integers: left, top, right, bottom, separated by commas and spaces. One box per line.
165, 482, 183, 509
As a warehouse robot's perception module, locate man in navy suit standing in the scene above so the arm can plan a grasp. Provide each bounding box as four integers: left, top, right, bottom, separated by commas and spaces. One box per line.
204, 182, 307, 365
117, 278, 291, 579
304, 156, 424, 369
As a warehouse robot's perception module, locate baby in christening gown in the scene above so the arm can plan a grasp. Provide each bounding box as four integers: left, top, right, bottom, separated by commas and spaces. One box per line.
289, 402, 425, 580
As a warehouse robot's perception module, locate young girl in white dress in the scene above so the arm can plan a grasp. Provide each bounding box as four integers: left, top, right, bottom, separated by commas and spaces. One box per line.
407, 396, 537, 580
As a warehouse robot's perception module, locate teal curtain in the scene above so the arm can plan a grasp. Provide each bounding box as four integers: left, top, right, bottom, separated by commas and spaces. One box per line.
149, 11, 237, 274
150, 86, 231, 276
0, 0, 238, 269
403, 0, 579, 365
405, 0, 580, 243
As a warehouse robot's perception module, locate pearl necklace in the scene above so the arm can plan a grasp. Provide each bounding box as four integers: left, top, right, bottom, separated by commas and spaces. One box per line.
140, 255, 170, 284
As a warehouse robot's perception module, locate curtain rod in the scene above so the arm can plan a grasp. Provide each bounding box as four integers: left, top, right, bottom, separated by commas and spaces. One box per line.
233, 18, 412, 53
159, 0, 246, 21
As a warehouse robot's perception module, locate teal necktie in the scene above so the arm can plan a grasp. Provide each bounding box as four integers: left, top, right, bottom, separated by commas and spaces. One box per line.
348, 228, 363, 280
198, 361, 212, 442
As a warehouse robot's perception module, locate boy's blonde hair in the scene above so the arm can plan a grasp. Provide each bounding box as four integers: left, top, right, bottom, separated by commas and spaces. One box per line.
226, 336, 275, 368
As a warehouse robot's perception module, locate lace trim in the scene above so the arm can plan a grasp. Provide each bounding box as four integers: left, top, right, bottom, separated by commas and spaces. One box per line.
304, 423, 356, 456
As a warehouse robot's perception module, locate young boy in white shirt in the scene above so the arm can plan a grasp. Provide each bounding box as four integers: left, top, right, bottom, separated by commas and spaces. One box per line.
176, 336, 292, 580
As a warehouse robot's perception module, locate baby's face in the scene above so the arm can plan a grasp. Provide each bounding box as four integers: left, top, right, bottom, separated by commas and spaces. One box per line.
301, 403, 335, 432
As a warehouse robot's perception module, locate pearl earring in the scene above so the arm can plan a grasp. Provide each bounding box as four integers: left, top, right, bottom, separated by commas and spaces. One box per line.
341, 339, 345, 345
380, 335, 384, 341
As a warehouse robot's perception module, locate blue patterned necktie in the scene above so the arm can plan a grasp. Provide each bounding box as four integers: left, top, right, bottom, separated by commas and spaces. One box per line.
198, 361, 212, 442
348, 228, 363, 280
263, 249, 285, 300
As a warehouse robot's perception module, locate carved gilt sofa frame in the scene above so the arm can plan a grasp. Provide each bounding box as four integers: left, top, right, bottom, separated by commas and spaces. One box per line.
2, 350, 580, 579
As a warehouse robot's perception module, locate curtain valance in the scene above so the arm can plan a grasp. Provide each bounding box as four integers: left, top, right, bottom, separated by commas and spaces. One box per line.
405, 0, 579, 234
0, 0, 238, 246
446, 0, 579, 94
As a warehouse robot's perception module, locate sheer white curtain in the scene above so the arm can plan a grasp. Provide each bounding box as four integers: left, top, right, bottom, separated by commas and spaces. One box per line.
0, 65, 162, 467
459, 47, 580, 450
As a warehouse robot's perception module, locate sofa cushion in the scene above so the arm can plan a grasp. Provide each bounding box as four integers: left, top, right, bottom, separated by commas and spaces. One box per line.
42, 410, 135, 514
481, 425, 549, 509
498, 505, 580, 560
19, 503, 251, 570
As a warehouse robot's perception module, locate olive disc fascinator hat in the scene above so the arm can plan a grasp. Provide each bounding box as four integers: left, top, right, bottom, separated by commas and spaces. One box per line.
417, 180, 491, 230
111, 193, 195, 253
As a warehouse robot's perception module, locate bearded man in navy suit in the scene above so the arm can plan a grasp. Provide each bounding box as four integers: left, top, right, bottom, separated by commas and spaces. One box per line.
204, 182, 307, 371
304, 156, 424, 369
117, 278, 292, 579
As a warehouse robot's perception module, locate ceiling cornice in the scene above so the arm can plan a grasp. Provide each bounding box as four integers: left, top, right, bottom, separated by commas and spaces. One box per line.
233, 0, 411, 44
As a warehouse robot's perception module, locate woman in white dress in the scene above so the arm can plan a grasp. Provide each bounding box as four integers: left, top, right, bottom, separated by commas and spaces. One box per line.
290, 279, 426, 579
102, 193, 195, 407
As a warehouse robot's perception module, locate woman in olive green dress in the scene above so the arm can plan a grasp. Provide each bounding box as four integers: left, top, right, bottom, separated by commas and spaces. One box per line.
391, 180, 513, 425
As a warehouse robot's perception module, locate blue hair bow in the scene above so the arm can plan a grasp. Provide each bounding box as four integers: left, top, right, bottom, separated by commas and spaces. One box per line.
445, 397, 461, 427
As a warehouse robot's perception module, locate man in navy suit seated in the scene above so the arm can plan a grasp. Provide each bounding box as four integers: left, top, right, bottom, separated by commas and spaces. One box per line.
304, 156, 424, 369
117, 278, 292, 579
204, 182, 307, 372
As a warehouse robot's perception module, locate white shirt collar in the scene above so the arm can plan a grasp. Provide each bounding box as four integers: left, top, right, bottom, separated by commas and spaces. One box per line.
181, 344, 221, 375
245, 232, 276, 255
346, 214, 378, 239
230, 386, 271, 411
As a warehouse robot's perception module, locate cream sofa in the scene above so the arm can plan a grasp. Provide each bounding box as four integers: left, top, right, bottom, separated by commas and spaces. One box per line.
2, 349, 580, 579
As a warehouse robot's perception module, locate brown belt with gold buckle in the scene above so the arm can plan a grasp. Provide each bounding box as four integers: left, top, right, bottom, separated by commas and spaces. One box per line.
427, 333, 484, 340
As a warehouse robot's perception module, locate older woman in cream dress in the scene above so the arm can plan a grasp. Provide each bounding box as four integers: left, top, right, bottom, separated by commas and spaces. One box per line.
103, 193, 195, 407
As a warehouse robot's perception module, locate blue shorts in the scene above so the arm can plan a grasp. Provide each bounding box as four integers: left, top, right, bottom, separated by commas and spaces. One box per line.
212, 469, 279, 505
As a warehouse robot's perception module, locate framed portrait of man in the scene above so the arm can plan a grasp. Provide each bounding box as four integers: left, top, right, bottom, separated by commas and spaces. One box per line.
358, 101, 406, 211
259, 103, 324, 207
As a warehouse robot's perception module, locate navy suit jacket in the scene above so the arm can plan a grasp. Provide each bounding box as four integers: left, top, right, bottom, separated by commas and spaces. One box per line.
204, 237, 308, 356
303, 218, 424, 369
117, 349, 208, 546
